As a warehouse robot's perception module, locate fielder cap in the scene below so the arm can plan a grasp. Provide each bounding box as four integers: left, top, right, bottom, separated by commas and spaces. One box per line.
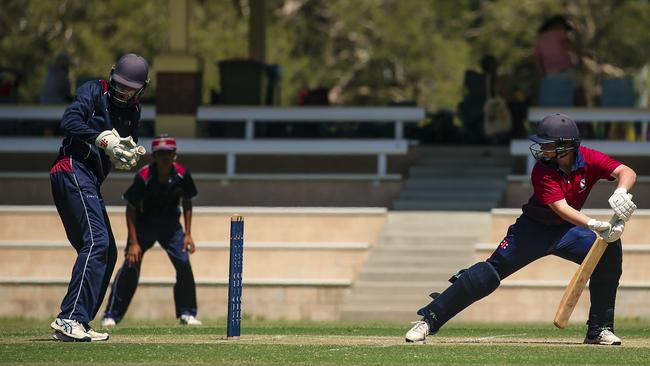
152, 134, 177, 152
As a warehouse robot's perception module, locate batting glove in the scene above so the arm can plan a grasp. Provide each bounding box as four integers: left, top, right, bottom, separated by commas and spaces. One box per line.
600, 219, 625, 243
587, 219, 611, 232
608, 188, 636, 222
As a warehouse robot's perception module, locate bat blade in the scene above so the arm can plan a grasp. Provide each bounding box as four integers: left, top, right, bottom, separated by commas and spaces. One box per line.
553, 236, 608, 329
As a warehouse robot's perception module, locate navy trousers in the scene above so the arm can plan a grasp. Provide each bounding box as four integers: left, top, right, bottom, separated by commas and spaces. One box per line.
419, 215, 622, 333
50, 157, 118, 324
488, 215, 622, 325
103, 218, 197, 321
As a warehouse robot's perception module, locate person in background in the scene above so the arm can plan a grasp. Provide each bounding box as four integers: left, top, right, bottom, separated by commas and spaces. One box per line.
40, 53, 73, 104
102, 134, 202, 327
534, 15, 578, 77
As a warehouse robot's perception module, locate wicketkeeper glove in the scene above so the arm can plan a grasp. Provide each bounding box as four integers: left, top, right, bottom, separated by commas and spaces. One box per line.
95, 129, 146, 170
608, 188, 636, 222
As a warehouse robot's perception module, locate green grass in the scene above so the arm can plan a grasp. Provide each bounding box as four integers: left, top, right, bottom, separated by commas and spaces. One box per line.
2, 318, 650, 365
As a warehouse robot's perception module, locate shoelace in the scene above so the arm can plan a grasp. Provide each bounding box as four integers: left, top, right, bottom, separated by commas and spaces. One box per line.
60, 319, 82, 332
410, 320, 429, 334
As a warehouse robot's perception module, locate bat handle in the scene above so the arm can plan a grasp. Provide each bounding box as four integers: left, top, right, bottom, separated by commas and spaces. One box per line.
135, 146, 147, 156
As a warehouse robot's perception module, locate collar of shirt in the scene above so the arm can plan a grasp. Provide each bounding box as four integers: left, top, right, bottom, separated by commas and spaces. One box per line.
556, 148, 584, 179
148, 162, 178, 184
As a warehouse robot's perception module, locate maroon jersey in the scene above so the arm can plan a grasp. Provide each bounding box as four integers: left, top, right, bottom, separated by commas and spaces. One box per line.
522, 146, 621, 225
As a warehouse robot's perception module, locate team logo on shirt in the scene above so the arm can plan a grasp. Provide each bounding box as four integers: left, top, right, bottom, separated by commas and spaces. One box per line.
499, 238, 510, 250
579, 178, 586, 191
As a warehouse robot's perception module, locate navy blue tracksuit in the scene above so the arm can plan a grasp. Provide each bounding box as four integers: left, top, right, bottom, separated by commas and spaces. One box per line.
103, 162, 198, 321
50, 80, 141, 324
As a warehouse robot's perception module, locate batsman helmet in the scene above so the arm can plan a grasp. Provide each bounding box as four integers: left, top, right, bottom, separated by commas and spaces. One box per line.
529, 113, 580, 166
152, 134, 177, 153
108, 53, 149, 107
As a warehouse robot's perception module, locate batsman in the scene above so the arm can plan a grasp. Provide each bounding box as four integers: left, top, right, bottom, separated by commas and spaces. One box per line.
49, 53, 149, 342
405, 113, 637, 345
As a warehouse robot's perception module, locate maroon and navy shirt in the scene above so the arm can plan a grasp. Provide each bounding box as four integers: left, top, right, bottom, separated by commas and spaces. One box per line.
123, 162, 198, 219
521, 146, 621, 225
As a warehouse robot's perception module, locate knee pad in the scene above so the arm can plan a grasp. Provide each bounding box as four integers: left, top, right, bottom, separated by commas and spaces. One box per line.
461, 261, 501, 298
417, 262, 501, 330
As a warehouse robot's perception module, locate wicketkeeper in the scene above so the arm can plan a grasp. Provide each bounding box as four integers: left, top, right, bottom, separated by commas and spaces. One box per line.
101, 134, 201, 327
49, 53, 149, 342
405, 113, 637, 345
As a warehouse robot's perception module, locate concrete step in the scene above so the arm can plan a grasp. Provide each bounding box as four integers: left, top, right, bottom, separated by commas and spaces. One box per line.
0, 206, 387, 243
393, 200, 499, 211
365, 255, 471, 268
398, 190, 503, 201
382, 212, 490, 236
378, 234, 478, 244
403, 179, 506, 190
408, 166, 511, 178
358, 267, 460, 282
0, 243, 368, 280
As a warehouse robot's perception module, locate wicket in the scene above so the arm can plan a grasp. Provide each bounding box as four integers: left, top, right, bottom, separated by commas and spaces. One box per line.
227, 215, 244, 339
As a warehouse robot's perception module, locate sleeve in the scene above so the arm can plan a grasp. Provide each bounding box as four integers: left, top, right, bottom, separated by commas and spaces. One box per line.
130, 105, 142, 143
60, 82, 101, 143
586, 148, 621, 181
182, 171, 198, 200
122, 176, 146, 207
531, 166, 565, 205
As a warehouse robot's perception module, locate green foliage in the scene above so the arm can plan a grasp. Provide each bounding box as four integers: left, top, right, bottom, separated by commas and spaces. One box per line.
2, 0, 650, 109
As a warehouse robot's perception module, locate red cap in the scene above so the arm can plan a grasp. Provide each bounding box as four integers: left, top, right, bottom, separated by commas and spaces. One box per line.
152, 134, 177, 152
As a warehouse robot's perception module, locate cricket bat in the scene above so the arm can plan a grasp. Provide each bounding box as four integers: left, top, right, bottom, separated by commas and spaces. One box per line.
553, 215, 619, 329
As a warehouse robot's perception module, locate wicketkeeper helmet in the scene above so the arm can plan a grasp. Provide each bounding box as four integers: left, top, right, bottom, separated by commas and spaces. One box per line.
108, 53, 149, 107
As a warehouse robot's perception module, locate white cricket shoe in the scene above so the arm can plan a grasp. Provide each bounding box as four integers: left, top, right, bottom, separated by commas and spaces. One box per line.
179, 314, 202, 326
50, 318, 91, 342
405, 320, 430, 343
101, 317, 116, 328
584, 329, 622, 345
85, 326, 110, 342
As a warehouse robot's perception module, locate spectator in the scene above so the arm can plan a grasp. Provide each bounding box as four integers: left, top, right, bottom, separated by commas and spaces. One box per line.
40, 53, 73, 104
457, 55, 510, 144
534, 15, 578, 78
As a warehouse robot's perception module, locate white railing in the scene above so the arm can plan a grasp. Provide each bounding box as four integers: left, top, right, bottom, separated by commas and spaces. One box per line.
0, 137, 408, 178
0, 105, 425, 142
196, 106, 424, 141
0, 105, 424, 178
528, 107, 650, 140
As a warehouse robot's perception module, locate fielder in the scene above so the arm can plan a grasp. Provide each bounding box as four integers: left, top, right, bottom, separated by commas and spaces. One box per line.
49, 53, 149, 342
405, 113, 637, 345
101, 134, 201, 327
